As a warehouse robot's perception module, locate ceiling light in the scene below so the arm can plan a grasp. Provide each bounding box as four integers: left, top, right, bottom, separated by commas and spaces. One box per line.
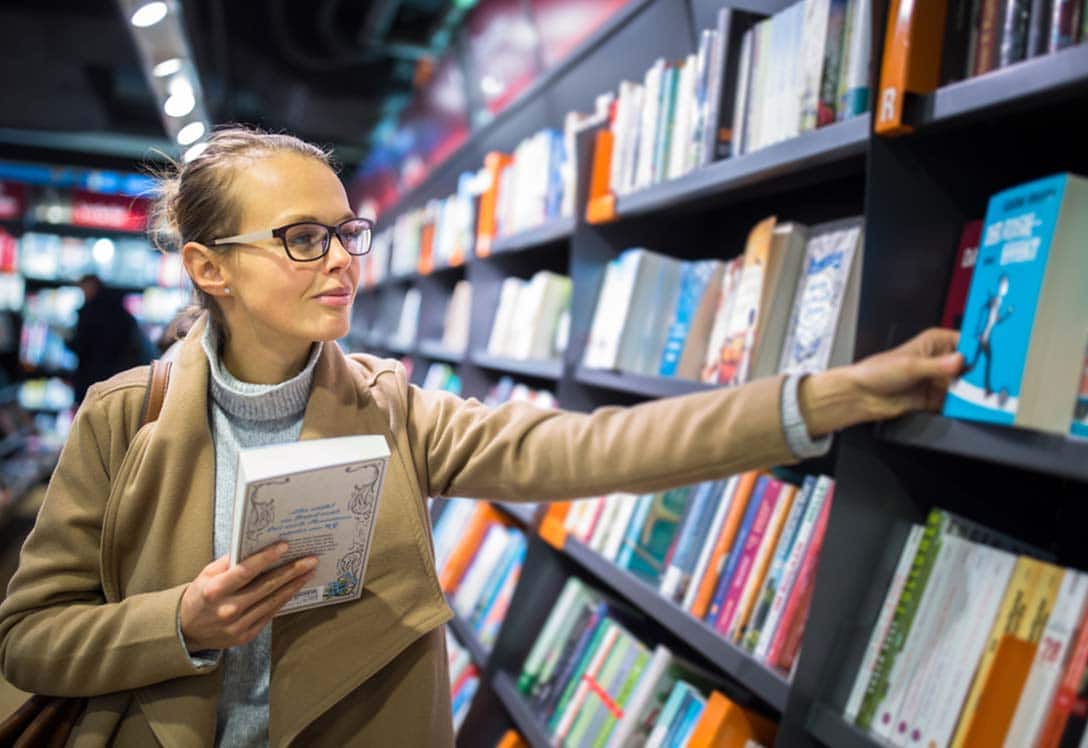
130, 1, 168, 28
176, 121, 205, 145
92, 238, 116, 265
152, 57, 182, 77
163, 76, 195, 117
184, 142, 208, 162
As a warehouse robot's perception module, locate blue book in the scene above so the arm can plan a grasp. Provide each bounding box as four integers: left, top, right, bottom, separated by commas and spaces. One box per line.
944, 173, 1088, 434
659, 480, 726, 603
670, 692, 707, 747
652, 65, 679, 184
651, 681, 693, 745
659, 261, 721, 377
540, 601, 609, 724
470, 530, 526, 628
545, 129, 565, 220
621, 486, 693, 585
615, 494, 654, 569
705, 475, 769, 623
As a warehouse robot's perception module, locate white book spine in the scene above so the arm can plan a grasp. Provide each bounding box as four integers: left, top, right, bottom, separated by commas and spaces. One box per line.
732, 30, 754, 157
602, 493, 640, 562
800, 0, 831, 131
451, 525, 510, 618
1004, 571, 1088, 748
605, 645, 672, 748
589, 496, 622, 553
843, 524, 924, 723
635, 61, 665, 190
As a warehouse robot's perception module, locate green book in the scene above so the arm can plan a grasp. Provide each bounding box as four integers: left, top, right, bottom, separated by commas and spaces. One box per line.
549, 618, 614, 734
567, 631, 630, 747
593, 641, 651, 748
622, 485, 693, 585
518, 579, 591, 694
855, 509, 954, 728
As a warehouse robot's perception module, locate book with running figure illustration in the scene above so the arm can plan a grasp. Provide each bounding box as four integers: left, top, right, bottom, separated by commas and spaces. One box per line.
230, 435, 391, 615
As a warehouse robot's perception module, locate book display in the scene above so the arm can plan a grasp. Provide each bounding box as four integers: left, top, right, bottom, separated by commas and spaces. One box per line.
347, 0, 1088, 745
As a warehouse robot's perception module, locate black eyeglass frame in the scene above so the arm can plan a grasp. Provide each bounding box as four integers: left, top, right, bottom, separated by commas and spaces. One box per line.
211, 217, 375, 262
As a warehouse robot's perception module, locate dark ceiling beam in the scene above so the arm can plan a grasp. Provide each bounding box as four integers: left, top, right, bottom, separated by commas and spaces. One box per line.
0, 127, 175, 164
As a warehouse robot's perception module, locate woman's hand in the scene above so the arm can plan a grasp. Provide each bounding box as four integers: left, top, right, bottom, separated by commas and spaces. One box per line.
179, 542, 317, 652
800, 328, 964, 438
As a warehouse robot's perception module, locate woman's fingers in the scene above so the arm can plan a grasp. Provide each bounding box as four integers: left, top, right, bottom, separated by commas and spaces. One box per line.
229, 557, 318, 615
232, 570, 316, 640
204, 542, 289, 601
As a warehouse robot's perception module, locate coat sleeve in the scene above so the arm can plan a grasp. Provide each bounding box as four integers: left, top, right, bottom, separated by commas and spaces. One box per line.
402, 370, 798, 501
0, 379, 215, 697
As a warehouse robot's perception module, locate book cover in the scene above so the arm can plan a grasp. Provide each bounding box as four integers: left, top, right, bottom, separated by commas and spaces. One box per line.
659, 261, 725, 378
874, 0, 947, 135
230, 435, 390, 615
714, 216, 777, 386
519, 579, 592, 695
683, 478, 739, 612
622, 486, 694, 586
999, 0, 1033, 66
1034, 599, 1088, 748
778, 218, 862, 375
940, 220, 983, 330
690, 472, 760, 619
944, 174, 1088, 433
706, 475, 771, 623
660, 480, 727, 604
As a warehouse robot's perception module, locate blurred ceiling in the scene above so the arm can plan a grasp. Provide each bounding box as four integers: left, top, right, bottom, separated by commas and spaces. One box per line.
0, 0, 461, 172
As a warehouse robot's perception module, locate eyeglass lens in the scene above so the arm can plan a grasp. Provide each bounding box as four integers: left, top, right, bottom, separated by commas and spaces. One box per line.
283, 219, 371, 260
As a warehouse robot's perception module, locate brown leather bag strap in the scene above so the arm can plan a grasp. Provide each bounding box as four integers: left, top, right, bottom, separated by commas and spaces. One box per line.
139, 359, 172, 428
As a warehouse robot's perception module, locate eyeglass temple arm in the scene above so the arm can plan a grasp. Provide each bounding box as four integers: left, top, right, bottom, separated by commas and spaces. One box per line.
211, 229, 274, 246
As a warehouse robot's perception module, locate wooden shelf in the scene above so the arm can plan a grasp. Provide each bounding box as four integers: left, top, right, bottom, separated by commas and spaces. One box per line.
877, 412, 1088, 484
807, 702, 896, 748
561, 538, 790, 713
447, 609, 490, 671
416, 339, 465, 364
470, 352, 563, 382
489, 217, 575, 256
574, 366, 718, 399
613, 116, 869, 220
491, 671, 553, 748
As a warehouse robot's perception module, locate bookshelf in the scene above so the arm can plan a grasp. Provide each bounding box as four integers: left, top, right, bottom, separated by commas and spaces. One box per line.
415, 338, 464, 365
447, 610, 490, 671
357, 0, 1088, 745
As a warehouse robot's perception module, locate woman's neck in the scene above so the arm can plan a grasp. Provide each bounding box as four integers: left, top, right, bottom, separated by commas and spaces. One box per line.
218, 323, 313, 385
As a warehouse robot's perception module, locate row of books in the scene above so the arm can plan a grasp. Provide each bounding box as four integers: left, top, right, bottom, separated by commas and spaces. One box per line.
564, 471, 834, 675
422, 363, 463, 397
19, 320, 77, 373
601, 0, 869, 206
1, 183, 150, 233
584, 216, 861, 383
16, 377, 74, 412
487, 271, 572, 363
440, 280, 472, 356
387, 172, 479, 278
482, 375, 558, 411
12, 231, 188, 289
941, 173, 1088, 437
446, 628, 481, 733
516, 576, 777, 748
845, 508, 1088, 748
434, 501, 527, 653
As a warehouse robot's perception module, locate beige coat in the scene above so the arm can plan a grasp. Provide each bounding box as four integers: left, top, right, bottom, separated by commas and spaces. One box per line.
0, 316, 795, 746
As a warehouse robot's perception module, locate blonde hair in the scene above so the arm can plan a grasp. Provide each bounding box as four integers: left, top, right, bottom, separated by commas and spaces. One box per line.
150, 125, 335, 328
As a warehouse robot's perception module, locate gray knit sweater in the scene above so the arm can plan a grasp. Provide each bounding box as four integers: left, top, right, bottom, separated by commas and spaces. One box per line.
193, 323, 322, 747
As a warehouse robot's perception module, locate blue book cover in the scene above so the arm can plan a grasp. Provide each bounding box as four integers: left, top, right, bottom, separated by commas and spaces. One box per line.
653, 682, 692, 745
471, 530, 526, 628
622, 486, 693, 586
670, 693, 707, 748
662, 480, 726, 602
659, 261, 719, 377
705, 475, 769, 623
944, 174, 1069, 425
545, 129, 565, 221
615, 494, 654, 569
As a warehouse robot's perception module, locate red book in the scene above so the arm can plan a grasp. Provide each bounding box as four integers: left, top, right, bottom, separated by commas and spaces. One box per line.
769, 486, 834, 670
940, 220, 982, 330
1037, 605, 1088, 748
714, 480, 784, 635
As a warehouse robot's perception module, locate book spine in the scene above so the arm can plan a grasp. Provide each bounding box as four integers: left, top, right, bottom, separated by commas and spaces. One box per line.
1027, 0, 1052, 56
855, 509, 950, 728
817, 0, 849, 127
715, 480, 781, 634
660, 481, 717, 602
974, 0, 1006, 74
800, 0, 832, 132
545, 608, 609, 727
518, 580, 583, 693
999, 0, 1033, 65
701, 18, 727, 166
683, 478, 737, 612
691, 472, 758, 619
1048, 0, 1080, 50
554, 623, 620, 741
1035, 595, 1088, 748
706, 476, 769, 623
731, 483, 797, 643
837, 0, 871, 121
730, 30, 754, 158
842, 524, 924, 724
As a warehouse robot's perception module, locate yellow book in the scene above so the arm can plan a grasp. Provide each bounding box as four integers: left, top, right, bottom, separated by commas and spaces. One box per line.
950, 557, 1060, 748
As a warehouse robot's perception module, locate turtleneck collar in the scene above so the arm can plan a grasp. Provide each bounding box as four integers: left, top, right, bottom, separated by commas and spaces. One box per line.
201, 320, 322, 423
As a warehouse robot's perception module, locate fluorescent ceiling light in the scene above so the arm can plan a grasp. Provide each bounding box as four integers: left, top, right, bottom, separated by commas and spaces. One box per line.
176, 121, 205, 145
163, 76, 195, 117
152, 57, 182, 77
184, 142, 208, 162
131, 2, 168, 28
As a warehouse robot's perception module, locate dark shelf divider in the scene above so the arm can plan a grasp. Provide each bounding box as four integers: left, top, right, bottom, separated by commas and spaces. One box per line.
470, 352, 563, 382
491, 671, 553, 748
614, 116, 869, 219
417, 339, 465, 364
574, 366, 718, 400
490, 217, 576, 256
877, 412, 1088, 484
927, 44, 1088, 127
447, 610, 490, 671
561, 538, 790, 713
492, 501, 539, 529
807, 702, 896, 748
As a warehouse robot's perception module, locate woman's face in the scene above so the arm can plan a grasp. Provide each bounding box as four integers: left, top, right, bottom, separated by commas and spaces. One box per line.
220, 152, 360, 347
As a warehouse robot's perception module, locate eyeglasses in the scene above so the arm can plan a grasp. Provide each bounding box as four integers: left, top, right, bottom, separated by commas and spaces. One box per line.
212, 217, 374, 262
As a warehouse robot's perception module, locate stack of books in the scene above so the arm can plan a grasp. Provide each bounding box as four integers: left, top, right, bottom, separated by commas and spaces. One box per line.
516, 577, 778, 747
583, 216, 862, 383
491, 129, 568, 239
845, 508, 1088, 748
564, 472, 835, 674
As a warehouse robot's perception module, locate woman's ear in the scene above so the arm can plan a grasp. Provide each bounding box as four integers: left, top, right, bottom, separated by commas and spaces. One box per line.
181, 241, 231, 298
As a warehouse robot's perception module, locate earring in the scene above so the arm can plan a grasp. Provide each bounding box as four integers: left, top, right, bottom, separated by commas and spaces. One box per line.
224, 287, 231, 295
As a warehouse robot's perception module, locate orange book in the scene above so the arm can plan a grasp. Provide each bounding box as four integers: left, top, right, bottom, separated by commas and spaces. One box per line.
690, 472, 761, 620
585, 129, 617, 225
730, 483, 798, 643
439, 503, 508, 592
961, 636, 1041, 746
475, 152, 512, 258
418, 218, 436, 275
874, 0, 948, 136
538, 501, 572, 550
686, 691, 777, 748
495, 729, 527, 748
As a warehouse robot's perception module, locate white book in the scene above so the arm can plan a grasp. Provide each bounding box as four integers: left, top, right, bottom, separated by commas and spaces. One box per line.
230, 435, 390, 615
589, 496, 622, 553
754, 475, 832, 660
452, 524, 511, 618
701, 258, 743, 383
843, 524, 924, 723
619, 84, 645, 196
486, 277, 525, 357
919, 543, 1016, 748
564, 498, 595, 537
433, 499, 476, 570
799, 0, 831, 131
874, 534, 967, 741
526, 273, 572, 361
689, 29, 717, 170
392, 287, 421, 348
1004, 571, 1088, 748
682, 476, 740, 611
667, 56, 696, 181
575, 498, 605, 543
602, 493, 640, 562
607, 645, 675, 748
610, 81, 635, 195
635, 59, 666, 190
731, 29, 754, 157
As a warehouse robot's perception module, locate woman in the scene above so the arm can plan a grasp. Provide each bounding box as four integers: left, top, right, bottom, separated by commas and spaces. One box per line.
0, 128, 962, 747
